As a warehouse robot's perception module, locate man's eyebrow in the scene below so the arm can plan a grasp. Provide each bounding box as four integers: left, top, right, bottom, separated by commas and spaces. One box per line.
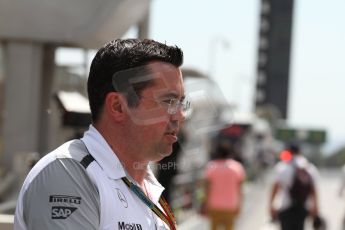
159, 92, 186, 100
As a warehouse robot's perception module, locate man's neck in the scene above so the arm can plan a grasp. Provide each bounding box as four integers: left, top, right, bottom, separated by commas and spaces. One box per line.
119, 154, 149, 185
94, 122, 149, 185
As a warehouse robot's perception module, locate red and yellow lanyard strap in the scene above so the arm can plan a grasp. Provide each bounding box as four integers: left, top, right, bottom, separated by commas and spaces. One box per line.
159, 196, 177, 227
121, 177, 176, 230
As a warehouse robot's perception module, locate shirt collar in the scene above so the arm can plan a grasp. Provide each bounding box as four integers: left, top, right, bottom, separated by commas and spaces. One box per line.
81, 125, 165, 202
146, 165, 165, 202
81, 125, 126, 180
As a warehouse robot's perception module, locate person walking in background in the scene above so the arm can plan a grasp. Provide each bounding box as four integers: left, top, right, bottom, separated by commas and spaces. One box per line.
14, 38, 188, 230
204, 141, 246, 230
269, 143, 319, 230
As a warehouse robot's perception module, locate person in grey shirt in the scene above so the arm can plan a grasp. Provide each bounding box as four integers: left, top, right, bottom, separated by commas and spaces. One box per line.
14, 39, 189, 230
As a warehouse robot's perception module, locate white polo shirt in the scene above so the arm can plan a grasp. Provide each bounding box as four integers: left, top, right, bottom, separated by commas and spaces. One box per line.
273, 155, 319, 211
14, 125, 169, 230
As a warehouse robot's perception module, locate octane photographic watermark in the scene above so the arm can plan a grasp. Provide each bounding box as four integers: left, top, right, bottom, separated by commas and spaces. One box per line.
184, 78, 233, 135
112, 64, 233, 134
112, 63, 188, 125
112, 64, 233, 167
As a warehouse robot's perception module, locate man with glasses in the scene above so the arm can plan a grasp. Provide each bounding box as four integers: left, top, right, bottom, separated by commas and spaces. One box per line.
14, 39, 189, 230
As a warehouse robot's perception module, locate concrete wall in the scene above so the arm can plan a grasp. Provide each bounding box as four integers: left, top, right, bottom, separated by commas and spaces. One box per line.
0, 214, 13, 230
0, 0, 150, 48
0, 0, 151, 167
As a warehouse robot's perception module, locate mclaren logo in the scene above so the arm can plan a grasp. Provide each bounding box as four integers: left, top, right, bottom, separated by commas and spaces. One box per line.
116, 188, 128, 208
51, 206, 77, 219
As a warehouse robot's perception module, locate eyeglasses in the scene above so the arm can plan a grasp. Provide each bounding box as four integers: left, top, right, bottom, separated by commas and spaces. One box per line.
141, 97, 191, 115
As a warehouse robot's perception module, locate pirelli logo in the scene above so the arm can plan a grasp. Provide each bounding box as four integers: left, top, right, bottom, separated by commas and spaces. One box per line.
49, 195, 81, 204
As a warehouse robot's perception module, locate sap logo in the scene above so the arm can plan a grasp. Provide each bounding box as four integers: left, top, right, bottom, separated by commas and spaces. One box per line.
118, 221, 143, 230
51, 206, 77, 219
49, 195, 81, 204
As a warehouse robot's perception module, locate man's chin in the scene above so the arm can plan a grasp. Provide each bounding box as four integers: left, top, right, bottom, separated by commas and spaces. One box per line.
157, 149, 173, 159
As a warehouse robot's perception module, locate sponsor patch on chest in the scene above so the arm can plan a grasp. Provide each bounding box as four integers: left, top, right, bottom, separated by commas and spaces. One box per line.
118, 221, 143, 230
51, 206, 77, 219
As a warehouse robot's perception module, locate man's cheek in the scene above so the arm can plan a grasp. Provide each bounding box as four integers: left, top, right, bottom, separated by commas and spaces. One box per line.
128, 110, 169, 125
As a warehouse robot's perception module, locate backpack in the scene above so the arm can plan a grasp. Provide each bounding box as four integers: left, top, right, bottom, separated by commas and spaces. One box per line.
289, 164, 314, 206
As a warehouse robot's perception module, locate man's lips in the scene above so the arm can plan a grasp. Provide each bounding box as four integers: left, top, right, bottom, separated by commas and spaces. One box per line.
164, 131, 178, 142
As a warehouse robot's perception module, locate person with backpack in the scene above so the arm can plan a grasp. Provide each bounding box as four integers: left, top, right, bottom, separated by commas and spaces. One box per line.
269, 143, 319, 230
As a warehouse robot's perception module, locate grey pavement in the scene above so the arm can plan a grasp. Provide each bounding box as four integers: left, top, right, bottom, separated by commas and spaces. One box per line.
179, 169, 345, 230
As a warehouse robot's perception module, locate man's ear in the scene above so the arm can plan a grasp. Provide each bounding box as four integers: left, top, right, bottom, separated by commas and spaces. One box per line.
104, 92, 126, 121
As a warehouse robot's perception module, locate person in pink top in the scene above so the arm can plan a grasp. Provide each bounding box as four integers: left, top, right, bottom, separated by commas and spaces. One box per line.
204, 141, 246, 230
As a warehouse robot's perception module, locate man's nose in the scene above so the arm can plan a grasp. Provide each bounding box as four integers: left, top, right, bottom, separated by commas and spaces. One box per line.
170, 107, 186, 122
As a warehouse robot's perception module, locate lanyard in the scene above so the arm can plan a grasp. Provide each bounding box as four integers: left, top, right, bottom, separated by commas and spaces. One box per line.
121, 177, 176, 230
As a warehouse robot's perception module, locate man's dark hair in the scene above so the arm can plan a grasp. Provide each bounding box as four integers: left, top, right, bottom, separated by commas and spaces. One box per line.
288, 142, 300, 155
213, 142, 234, 160
87, 39, 184, 122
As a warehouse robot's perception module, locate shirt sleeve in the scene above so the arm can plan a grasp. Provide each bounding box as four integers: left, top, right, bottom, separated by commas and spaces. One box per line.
308, 163, 320, 186
273, 162, 288, 184
20, 158, 100, 230
237, 162, 246, 182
